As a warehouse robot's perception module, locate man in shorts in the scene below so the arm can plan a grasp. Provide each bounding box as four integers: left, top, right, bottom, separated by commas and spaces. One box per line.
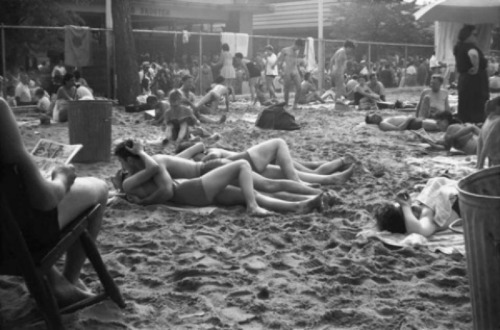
277, 39, 305, 110
329, 40, 356, 103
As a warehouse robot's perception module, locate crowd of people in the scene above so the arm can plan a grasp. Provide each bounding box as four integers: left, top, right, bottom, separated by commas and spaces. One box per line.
1, 22, 499, 313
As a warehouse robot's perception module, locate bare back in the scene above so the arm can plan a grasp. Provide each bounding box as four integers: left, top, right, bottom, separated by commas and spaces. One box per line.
331, 47, 347, 75
280, 46, 299, 75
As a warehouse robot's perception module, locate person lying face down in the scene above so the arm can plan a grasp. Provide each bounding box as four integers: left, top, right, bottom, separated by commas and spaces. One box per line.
365, 113, 439, 132
374, 177, 460, 237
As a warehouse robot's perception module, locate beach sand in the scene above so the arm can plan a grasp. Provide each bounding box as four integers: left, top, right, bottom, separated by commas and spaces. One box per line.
1, 88, 478, 329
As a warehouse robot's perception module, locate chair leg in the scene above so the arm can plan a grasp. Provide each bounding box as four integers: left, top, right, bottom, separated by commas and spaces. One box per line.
22, 269, 64, 330
79, 230, 126, 308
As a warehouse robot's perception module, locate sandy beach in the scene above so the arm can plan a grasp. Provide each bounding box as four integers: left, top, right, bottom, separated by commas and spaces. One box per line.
1, 88, 484, 329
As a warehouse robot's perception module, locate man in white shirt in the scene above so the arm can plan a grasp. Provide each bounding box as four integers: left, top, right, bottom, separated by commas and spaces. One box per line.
264, 45, 278, 100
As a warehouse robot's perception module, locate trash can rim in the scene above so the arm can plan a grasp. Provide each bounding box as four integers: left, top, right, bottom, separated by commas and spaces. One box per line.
457, 165, 500, 200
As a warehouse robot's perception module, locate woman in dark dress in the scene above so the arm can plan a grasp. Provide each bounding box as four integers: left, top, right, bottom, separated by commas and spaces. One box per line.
453, 24, 489, 124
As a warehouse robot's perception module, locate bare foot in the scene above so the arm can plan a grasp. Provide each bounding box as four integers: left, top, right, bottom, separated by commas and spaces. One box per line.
53, 279, 95, 308
296, 194, 324, 214
51, 165, 76, 192
327, 164, 355, 185
248, 206, 274, 217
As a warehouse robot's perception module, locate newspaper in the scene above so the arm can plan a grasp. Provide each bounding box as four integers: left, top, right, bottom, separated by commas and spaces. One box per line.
31, 139, 83, 179
411, 128, 437, 144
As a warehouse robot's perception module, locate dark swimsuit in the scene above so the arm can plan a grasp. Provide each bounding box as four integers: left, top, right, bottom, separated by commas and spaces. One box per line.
170, 178, 211, 206
407, 118, 423, 130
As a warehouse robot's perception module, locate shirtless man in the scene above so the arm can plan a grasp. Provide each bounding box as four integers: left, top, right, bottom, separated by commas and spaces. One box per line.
365, 113, 439, 132
179, 75, 226, 124
415, 74, 450, 119
115, 140, 324, 214
329, 40, 356, 103
0, 97, 109, 307
277, 39, 305, 110
298, 72, 325, 105
195, 76, 231, 113
177, 138, 355, 185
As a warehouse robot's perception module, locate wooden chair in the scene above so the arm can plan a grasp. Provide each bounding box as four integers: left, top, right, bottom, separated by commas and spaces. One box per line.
0, 165, 126, 329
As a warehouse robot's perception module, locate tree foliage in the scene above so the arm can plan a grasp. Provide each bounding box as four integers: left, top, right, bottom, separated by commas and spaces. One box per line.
328, 0, 434, 44
0, 0, 83, 70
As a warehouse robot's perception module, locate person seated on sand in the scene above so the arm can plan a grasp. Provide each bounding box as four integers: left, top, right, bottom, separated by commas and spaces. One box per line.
34, 87, 51, 113
415, 74, 450, 119
175, 138, 356, 186
365, 113, 439, 132
374, 177, 459, 237
254, 77, 279, 106
146, 95, 169, 126
114, 139, 325, 215
367, 73, 386, 102
423, 110, 479, 155
354, 75, 380, 110
179, 75, 226, 124
0, 97, 109, 307
297, 72, 325, 105
195, 76, 232, 113
163, 89, 202, 145
56, 73, 77, 101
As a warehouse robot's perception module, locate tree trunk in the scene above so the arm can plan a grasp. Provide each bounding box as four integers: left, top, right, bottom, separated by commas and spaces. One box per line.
112, 0, 139, 105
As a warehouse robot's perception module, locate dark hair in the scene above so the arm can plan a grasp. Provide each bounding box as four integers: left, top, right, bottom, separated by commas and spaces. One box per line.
431, 74, 444, 84
365, 113, 382, 124
62, 72, 74, 85
214, 75, 225, 84
457, 24, 476, 43
34, 87, 45, 97
369, 73, 377, 80
358, 74, 368, 81
265, 45, 274, 52
295, 39, 305, 47
304, 72, 311, 80
344, 40, 355, 49
374, 203, 407, 234
146, 95, 158, 106
73, 70, 81, 80
169, 89, 183, 104
114, 139, 138, 160
222, 43, 230, 52
351, 74, 359, 80
234, 52, 243, 59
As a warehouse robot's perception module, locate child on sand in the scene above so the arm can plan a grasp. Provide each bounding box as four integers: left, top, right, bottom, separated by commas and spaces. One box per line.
164, 90, 200, 145
365, 113, 439, 132
374, 177, 459, 237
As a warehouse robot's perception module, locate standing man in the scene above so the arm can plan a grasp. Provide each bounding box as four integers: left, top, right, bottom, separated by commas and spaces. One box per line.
264, 45, 278, 100
329, 40, 355, 103
277, 38, 305, 110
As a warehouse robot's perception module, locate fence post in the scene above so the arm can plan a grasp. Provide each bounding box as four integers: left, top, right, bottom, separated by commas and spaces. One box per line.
368, 43, 372, 74
1, 23, 6, 94
318, 38, 324, 91
199, 33, 203, 94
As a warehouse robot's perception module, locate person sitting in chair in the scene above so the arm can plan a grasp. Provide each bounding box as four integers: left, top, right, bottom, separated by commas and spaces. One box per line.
0, 97, 108, 307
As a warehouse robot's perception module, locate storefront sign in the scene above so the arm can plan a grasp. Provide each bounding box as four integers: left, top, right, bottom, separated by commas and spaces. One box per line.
131, 5, 170, 17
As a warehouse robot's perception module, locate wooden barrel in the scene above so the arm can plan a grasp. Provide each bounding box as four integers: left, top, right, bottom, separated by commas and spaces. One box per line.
67, 100, 112, 163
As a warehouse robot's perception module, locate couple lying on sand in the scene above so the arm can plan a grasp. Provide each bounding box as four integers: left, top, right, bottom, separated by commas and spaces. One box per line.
113, 138, 356, 215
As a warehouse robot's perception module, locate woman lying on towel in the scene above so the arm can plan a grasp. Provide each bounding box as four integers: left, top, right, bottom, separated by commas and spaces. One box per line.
374, 177, 460, 237
114, 139, 327, 215
365, 113, 440, 132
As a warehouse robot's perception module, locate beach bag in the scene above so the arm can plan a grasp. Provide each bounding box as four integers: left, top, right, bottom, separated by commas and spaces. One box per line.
255, 102, 300, 131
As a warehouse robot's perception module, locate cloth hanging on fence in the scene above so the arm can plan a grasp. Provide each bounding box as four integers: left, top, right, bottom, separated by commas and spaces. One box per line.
305, 37, 317, 72
182, 30, 190, 44
435, 21, 492, 65
64, 25, 91, 67
220, 32, 249, 57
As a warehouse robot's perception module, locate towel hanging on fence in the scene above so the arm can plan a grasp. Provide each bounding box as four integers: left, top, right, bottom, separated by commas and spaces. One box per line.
182, 30, 190, 44
305, 37, 317, 72
235, 33, 249, 57
64, 25, 91, 67
221, 32, 236, 54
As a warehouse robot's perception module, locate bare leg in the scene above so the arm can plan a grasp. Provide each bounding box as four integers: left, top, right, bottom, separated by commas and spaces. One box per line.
47, 267, 93, 308
59, 177, 108, 284
214, 186, 324, 214
202, 160, 270, 215
321, 89, 335, 101
283, 74, 291, 106
176, 122, 189, 143
260, 191, 317, 201
262, 164, 355, 185
0, 98, 68, 210
250, 172, 321, 195
292, 75, 302, 109
266, 76, 276, 99
293, 159, 344, 174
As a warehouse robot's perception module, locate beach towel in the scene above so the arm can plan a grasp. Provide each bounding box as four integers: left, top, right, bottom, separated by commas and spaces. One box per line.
107, 195, 217, 215
305, 37, 317, 73
235, 33, 249, 57
64, 25, 91, 67
221, 32, 236, 54
357, 228, 465, 255
255, 102, 300, 131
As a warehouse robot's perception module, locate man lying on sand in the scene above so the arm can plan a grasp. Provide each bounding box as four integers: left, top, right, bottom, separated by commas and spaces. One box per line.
297, 72, 325, 105
175, 138, 356, 186
0, 97, 108, 307
423, 111, 479, 155
114, 139, 325, 215
365, 113, 439, 132
374, 177, 459, 237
